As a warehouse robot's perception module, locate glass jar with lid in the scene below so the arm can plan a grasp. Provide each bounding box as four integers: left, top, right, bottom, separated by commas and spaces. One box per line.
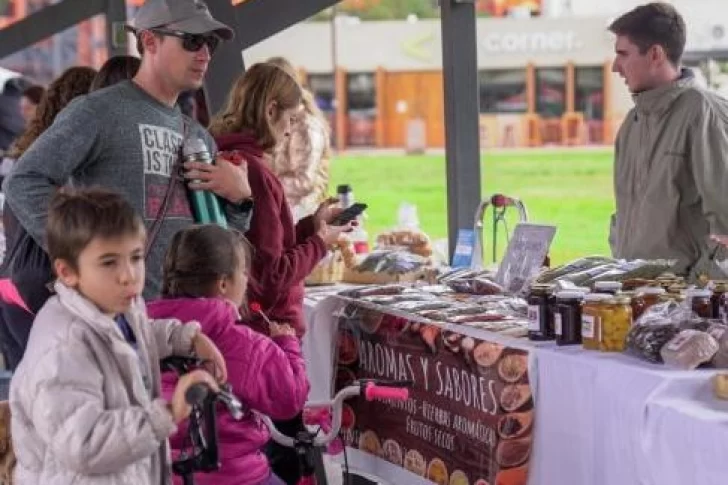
631, 287, 666, 321
581, 293, 612, 351
600, 296, 632, 352
593, 281, 623, 295
712, 283, 728, 321
554, 291, 585, 346
527, 284, 555, 341
686, 288, 712, 319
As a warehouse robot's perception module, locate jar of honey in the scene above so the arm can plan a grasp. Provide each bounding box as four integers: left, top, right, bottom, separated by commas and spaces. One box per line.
631, 287, 666, 321
581, 293, 611, 351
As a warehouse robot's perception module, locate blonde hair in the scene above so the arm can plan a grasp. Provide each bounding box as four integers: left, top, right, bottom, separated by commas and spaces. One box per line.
265, 57, 330, 133
209, 63, 302, 151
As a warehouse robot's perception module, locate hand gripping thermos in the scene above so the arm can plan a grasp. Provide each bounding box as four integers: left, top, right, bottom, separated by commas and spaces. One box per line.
183, 137, 228, 227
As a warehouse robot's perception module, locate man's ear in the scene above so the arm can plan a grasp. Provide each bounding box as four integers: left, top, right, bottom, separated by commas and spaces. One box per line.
140, 30, 160, 55
54, 259, 79, 288
650, 44, 668, 65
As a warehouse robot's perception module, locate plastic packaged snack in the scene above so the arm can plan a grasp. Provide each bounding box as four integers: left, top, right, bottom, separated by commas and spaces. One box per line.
707, 323, 728, 368
625, 322, 681, 363
624, 300, 688, 363
660, 330, 719, 370
341, 285, 405, 299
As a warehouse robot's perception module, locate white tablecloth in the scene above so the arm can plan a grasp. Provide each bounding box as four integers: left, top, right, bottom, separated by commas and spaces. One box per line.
529, 345, 727, 485
303, 295, 728, 485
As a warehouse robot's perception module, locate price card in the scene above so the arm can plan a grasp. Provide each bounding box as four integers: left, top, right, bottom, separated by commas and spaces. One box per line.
495, 223, 557, 294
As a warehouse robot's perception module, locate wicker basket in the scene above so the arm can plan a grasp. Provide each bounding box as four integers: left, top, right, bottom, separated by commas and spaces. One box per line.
306, 252, 345, 285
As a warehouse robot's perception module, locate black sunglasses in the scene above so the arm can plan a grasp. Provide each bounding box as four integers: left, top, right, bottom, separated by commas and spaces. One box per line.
151, 28, 220, 54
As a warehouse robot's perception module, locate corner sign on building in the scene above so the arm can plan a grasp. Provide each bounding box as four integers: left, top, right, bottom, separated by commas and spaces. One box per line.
481, 30, 583, 55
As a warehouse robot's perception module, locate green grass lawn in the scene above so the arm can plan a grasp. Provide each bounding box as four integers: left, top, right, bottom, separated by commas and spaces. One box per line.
329, 148, 615, 265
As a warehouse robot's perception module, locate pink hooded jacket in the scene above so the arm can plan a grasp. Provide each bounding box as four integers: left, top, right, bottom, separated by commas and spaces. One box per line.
147, 298, 310, 485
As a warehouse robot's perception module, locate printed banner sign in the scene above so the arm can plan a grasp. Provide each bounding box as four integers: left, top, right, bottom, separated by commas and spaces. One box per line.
335, 304, 533, 485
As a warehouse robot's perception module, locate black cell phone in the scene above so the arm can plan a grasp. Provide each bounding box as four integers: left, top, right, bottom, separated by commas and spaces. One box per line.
331, 203, 368, 226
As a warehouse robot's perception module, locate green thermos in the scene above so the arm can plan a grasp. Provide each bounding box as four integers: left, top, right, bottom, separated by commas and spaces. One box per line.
183, 137, 228, 227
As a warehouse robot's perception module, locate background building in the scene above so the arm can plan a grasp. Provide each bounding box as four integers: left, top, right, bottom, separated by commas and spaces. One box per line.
246, 15, 629, 150
1, 0, 727, 149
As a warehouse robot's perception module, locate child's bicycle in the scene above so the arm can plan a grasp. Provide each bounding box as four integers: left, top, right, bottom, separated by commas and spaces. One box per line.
260, 379, 411, 485
163, 355, 410, 485
161, 356, 245, 485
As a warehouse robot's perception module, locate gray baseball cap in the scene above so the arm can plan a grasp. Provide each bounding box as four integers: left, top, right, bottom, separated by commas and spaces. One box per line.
130, 0, 234, 40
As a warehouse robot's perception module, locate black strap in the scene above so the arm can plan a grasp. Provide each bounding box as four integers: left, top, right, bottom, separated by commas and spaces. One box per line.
144, 117, 190, 260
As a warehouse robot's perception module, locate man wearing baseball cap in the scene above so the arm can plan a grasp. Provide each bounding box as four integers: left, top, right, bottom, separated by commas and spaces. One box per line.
4, 0, 253, 302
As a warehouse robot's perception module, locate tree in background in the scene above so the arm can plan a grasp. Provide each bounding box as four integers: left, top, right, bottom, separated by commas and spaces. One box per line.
311, 0, 540, 20
313, 0, 439, 20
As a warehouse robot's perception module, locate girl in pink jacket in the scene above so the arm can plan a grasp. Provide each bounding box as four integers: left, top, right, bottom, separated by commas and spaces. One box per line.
147, 224, 310, 485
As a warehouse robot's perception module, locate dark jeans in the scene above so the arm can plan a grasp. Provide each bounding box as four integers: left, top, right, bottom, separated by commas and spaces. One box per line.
0, 301, 33, 370
266, 413, 306, 485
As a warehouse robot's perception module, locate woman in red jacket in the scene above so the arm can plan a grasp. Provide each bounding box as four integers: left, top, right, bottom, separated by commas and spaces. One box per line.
208, 62, 351, 485
209, 63, 349, 336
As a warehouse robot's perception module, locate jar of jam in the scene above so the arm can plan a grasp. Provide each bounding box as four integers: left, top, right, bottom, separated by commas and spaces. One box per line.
631, 287, 666, 321
600, 296, 632, 352
527, 284, 555, 341
554, 291, 585, 346
712, 283, 728, 321
593, 281, 623, 295
582, 293, 611, 350
686, 288, 712, 318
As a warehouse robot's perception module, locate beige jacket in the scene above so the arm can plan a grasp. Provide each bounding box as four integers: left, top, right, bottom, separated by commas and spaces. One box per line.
270, 113, 330, 221
611, 70, 728, 279
10, 282, 200, 485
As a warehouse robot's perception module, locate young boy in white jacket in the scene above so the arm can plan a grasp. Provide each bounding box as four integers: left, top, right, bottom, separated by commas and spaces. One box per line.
9, 187, 226, 485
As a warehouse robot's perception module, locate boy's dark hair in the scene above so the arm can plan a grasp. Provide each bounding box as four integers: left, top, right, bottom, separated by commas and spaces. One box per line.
46, 187, 145, 269
609, 2, 686, 66
162, 225, 252, 299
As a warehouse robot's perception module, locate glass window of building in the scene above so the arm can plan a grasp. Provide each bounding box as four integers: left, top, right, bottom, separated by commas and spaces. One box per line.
478, 69, 527, 114
575, 66, 604, 120
307, 74, 336, 113
347, 72, 376, 147
536, 67, 566, 118
306, 73, 337, 145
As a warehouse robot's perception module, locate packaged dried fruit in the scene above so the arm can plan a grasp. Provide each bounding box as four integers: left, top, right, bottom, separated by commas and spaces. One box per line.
708, 323, 728, 368
625, 322, 681, 363
660, 330, 719, 370
342, 285, 405, 298
390, 300, 451, 312
448, 312, 511, 324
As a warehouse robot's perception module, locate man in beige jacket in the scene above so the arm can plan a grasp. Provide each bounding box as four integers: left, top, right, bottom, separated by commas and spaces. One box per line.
609, 2, 728, 279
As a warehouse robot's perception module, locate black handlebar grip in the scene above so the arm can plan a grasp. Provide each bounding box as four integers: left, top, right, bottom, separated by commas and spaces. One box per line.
185, 383, 210, 406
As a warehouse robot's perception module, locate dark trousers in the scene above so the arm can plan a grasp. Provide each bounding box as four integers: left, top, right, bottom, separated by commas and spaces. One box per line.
266, 413, 307, 485
0, 301, 33, 370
